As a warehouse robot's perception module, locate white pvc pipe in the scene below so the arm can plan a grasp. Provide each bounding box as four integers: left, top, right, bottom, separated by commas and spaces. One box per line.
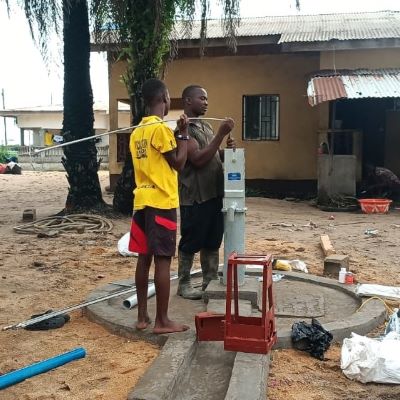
123, 269, 202, 309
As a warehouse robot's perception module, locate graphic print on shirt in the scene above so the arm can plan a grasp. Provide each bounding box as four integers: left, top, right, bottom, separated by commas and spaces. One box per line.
135, 139, 148, 159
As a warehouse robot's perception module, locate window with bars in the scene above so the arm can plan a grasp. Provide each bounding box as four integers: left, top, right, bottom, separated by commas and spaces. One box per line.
242, 95, 280, 141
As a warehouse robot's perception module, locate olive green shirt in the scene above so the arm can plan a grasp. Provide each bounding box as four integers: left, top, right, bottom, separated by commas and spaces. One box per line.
178, 120, 224, 206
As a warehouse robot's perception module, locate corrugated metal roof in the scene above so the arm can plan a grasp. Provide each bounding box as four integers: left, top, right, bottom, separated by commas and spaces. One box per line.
178, 11, 400, 43
0, 102, 130, 117
307, 69, 400, 106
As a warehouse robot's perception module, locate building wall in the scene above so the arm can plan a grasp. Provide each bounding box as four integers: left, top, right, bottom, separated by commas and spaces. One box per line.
320, 48, 400, 70
109, 52, 320, 181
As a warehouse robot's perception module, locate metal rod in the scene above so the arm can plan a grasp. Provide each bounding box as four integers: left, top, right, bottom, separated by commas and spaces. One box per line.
2, 286, 138, 331
33, 117, 227, 154
2, 269, 202, 331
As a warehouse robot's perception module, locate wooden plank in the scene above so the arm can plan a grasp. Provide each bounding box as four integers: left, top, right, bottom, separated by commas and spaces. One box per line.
320, 234, 336, 257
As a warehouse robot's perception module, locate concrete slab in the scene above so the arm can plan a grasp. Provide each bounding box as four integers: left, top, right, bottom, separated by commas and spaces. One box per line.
128, 334, 197, 400
85, 278, 205, 346
203, 277, 259, 307
225, 352, 270, 400
207, 299, 252, 316
173, 342, 236, 400
85, 271, 386, 400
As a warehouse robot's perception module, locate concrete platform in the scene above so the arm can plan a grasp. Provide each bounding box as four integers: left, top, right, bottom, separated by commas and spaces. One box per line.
85, 271, 386, 400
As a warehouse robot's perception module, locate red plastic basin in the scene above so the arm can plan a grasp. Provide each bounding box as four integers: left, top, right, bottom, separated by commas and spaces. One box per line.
358, 198, 392, 214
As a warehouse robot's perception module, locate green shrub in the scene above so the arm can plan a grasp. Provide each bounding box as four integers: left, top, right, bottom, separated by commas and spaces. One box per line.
0, 146, 18, 163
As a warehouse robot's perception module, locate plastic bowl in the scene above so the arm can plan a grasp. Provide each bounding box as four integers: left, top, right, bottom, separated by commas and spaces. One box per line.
358, 198, 392, 214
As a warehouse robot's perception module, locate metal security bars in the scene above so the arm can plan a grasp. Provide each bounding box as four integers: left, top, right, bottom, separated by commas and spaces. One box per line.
242, 95, 280, 141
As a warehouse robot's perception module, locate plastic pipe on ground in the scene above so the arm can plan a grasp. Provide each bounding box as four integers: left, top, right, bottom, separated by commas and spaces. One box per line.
123, 284, 156, 309
123, 269, 202, 309
0, 347, 86, 390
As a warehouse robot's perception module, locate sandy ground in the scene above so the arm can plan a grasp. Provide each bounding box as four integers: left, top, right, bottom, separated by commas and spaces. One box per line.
1, 171, 400, 399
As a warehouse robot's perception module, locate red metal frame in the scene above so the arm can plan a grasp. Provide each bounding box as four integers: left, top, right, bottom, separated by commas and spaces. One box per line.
195, 252, 277, 354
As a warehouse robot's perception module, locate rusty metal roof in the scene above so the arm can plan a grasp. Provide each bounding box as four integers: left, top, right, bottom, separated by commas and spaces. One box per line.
180, 11, 400, 43
307, 69, 400, 106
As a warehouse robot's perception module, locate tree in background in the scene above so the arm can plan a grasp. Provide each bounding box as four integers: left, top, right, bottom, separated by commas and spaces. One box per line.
91, 0, 240, 214
7, 0, 107, 212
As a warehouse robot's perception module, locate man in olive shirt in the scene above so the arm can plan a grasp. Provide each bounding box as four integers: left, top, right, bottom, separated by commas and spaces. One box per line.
177, 85, 235, 299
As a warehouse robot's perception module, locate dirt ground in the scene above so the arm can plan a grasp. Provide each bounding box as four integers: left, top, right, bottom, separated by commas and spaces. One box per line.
1, 171, 400, 400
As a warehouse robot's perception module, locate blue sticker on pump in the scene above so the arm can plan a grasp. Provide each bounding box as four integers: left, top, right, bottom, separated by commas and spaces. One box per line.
228, 172, 241, 180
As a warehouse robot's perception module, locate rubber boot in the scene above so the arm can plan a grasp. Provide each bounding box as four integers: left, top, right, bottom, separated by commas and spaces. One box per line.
200, 249, 219, 291
176, 250, 203, 300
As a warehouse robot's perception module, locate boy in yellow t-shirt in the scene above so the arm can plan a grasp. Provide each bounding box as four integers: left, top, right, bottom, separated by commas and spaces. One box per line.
128, 78, 190, 334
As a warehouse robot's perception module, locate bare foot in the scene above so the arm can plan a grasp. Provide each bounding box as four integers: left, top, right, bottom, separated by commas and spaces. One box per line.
153, 319, 189, 334
135, 316, 152, 330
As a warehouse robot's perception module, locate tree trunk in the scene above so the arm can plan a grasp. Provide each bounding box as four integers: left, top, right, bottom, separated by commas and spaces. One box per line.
112, 56, 150, 214
62, 0, 105, 212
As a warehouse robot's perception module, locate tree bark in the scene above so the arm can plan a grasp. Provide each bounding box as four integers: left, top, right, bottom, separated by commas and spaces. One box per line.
62, 0, 106, 212
112, 60, 148, 215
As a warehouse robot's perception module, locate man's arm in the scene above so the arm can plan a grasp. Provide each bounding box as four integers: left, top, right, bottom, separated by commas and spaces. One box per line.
188, 118, 234, 168
163, 114, 189, 172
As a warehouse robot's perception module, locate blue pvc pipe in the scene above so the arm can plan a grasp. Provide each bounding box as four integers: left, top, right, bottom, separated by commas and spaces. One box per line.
0, 347, 86, 390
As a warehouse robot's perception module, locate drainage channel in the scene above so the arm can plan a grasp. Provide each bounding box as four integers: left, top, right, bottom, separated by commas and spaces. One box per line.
173, 342, 236, 400
128, 335, 269, 400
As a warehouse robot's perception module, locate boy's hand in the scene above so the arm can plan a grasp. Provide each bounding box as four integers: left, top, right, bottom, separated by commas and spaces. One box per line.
217, 118, 235, 137
177, 114, 189, 134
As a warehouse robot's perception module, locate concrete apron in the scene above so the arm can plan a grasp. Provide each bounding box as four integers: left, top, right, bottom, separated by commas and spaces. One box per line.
85, 272, 386, 400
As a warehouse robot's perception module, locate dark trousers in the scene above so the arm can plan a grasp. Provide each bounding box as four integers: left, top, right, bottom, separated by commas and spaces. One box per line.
178, 197, 224, 254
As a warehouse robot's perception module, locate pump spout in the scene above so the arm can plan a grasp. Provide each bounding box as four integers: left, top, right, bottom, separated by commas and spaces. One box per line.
227, 203, 236, 222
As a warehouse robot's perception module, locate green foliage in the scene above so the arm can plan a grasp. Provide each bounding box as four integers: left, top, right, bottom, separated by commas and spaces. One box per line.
91, 0, 240, 121
0, 146, 18, 163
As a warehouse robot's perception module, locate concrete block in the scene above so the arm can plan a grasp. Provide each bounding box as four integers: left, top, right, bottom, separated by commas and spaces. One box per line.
128, 335, 196, 400
323, 254, 349, 278
207, 299, 253, 316
320, 234, 335, 256
22, 208, 36, 222
203, 277, 259, 308
225, 352, 270, 400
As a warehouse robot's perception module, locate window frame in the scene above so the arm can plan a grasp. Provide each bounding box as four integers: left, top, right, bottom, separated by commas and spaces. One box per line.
242, 94, 280, 141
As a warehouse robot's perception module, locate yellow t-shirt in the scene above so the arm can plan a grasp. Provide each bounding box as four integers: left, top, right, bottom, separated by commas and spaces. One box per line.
44, 131, 53, 146
130, 115, 178, 210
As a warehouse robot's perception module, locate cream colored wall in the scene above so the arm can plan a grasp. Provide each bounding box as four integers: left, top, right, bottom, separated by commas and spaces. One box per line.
109, 61, 129, 175
109, 53, 320, 179
320, 48, 400, 70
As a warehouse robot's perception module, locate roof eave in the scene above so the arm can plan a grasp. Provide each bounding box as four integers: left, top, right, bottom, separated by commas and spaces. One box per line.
281, 38, 400, 52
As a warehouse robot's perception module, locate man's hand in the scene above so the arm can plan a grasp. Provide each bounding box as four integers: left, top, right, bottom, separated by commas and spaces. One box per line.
177, 114, 189, 134
226, 135, 236, 149
217, 118, 235, 137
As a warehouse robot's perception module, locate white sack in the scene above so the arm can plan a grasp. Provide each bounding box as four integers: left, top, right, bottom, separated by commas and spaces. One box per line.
341, 333, 400, 384
356, 284, 400, 300
118, 232, 138, 257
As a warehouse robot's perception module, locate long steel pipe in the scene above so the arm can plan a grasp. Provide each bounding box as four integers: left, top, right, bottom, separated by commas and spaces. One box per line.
33, 117, 227, 154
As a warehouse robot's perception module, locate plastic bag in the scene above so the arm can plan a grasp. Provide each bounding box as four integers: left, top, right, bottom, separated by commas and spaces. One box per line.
288, 259, 308, 274
341, 332, 400, 384
274, 260, 292, 271
273, 259, 308, 273
385, 308, 400, 336
356, 284, 400, 300
117, 232, 138, 257
291, 318, 333, 360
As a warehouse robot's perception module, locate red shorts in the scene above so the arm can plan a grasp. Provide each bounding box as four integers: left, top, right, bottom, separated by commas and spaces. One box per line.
128, 207, 177, 256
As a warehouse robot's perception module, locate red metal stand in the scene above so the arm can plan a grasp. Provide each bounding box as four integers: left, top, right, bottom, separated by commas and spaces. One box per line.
195, 252, 277, 354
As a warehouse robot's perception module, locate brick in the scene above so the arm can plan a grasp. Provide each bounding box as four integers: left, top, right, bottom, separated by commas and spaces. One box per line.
22, 209, 36, 222
320, 235, 336, 257
323, 254, 349, 278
